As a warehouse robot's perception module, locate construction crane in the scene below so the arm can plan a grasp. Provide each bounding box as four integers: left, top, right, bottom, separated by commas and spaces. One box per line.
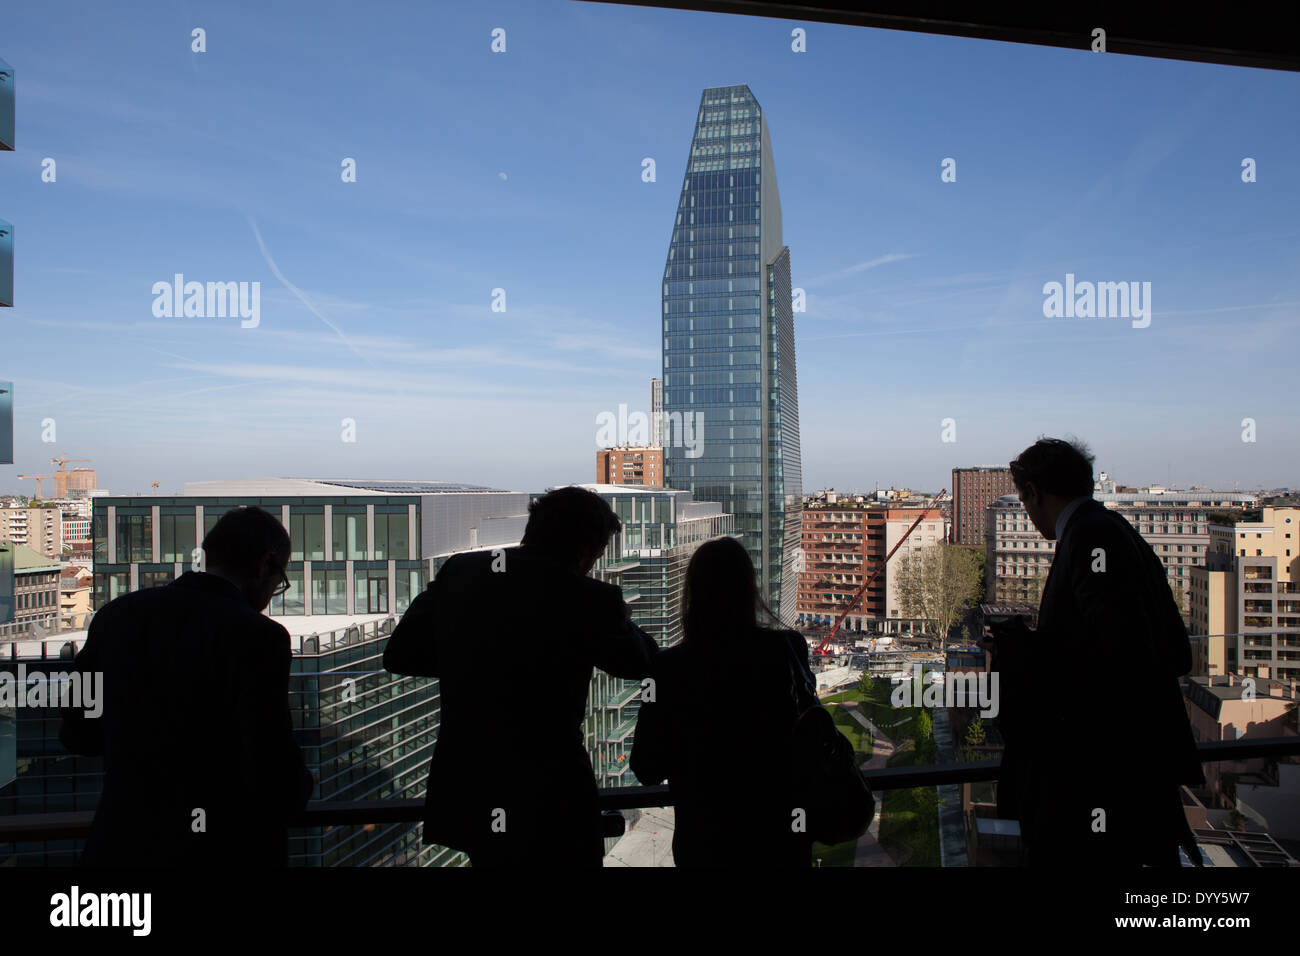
17, 473, 54, 498
48, 455, 91, 499
813, 489, 950, 656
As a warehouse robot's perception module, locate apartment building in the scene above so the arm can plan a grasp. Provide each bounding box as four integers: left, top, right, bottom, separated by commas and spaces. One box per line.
884, 506, 949, 619
1183, 673, 1300, 854
596, 446, 664, 487
951, 467, 1016, 546
796, 502, 886, 631
1190, 506, 1300, 679
3, 543, 60, 634
0, 507, 62, 560
985, 489, 1260, 610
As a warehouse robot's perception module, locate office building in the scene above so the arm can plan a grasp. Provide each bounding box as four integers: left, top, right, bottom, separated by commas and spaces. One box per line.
661, 83, 802, 622
650, 377, 664, 447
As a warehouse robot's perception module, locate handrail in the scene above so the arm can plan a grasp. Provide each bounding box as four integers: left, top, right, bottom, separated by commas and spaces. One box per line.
3, 737, 1296, 844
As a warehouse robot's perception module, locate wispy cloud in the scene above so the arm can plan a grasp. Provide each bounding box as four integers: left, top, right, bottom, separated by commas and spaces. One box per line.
806, 253, 917, 285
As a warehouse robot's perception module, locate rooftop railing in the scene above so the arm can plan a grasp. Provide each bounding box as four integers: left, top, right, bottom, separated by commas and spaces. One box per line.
4, 737, 1297, 852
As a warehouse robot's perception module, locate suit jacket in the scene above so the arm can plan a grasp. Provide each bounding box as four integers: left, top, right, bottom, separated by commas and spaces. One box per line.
59, 571, 313, 867
383, 546, 657, 864
995, 498, 1203, 865
631, 628, 812, 867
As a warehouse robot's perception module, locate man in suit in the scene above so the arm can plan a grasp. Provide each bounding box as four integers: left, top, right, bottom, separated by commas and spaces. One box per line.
60, 505, 314, 866
383, 485, 657, 867
986, 437, 1203, 867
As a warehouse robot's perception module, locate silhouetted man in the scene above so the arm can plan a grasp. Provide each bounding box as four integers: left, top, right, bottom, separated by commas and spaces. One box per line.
384, 485, 656, 866
986, 438, 1203, 867
61, 506, 313, 866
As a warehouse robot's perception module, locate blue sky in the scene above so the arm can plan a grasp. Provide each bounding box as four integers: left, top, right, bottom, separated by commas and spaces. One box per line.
1, 0, 1297, 497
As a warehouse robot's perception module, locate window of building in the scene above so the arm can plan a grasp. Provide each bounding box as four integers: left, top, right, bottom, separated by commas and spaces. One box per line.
374, 508, 410, 561
312, 567, 347, 615
332, 508, 366, 560
115, 511, 152, 563
159, 510, 197, 563
290, 509, 326, 561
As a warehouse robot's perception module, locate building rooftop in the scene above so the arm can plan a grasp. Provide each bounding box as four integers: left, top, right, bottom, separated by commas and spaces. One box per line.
992, 491, 1260, 506
179, 478, 510, 497
5, 542, 62, 573
1188, 674, 1298, 703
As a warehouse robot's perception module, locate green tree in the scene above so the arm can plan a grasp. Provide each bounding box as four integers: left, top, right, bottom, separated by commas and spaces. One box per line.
914, 709, 936, 764
895, 543, 984, 641
962, 716, 986, 761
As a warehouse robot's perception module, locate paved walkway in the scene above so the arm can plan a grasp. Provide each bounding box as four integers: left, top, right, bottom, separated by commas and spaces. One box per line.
603, 807, 676, 867
930, 707, 968, 868
838, 703, 897, 867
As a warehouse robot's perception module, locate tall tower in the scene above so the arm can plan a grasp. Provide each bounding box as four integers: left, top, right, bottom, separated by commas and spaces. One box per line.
661, 84, 802, 621
650, 377, 664, 447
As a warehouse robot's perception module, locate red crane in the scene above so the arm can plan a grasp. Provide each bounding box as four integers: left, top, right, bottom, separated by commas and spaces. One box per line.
813, 489, 949, 656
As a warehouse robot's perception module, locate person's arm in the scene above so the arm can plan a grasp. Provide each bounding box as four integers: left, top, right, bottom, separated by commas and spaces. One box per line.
240, 629, 312, 817
59, 609, 108, 756
382, 574, 446, 677
629, 663, 668, 785
583, 589, 658, 680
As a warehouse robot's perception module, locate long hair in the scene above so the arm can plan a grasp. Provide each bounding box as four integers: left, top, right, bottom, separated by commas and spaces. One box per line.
682, 536, 778, 646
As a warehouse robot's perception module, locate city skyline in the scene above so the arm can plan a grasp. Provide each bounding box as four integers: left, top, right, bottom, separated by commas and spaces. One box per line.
0, 1, 1297, 498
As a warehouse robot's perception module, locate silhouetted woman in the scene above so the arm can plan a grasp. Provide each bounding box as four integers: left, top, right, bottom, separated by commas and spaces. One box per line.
630, 535, 815, 867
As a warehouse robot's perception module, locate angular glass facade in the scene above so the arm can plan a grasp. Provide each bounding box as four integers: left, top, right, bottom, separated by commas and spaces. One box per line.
661, 84, 802, 621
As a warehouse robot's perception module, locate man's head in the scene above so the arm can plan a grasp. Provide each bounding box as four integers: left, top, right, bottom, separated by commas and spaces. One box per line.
200, 505, 292, 611
1009, 437, 1096, 539
521, 486, 622, 574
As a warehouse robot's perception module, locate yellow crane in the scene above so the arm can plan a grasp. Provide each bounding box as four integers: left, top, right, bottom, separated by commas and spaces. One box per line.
17, 473, 54, 498
48, 455, 91, 498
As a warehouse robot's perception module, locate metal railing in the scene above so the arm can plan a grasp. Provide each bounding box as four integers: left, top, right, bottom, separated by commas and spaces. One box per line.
3, 736, 1296, 845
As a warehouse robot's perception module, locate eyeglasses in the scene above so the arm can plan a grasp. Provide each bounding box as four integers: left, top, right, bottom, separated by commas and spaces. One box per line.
271, 559, 291, 597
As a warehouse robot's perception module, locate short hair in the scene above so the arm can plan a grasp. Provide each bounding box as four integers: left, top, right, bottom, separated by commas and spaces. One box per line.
201, 506, 290, 571
1009, 437, 1096, 499
522, 486, 621, 565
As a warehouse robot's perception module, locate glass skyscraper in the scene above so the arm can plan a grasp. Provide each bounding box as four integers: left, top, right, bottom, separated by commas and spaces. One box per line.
661, 84, 802, 621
